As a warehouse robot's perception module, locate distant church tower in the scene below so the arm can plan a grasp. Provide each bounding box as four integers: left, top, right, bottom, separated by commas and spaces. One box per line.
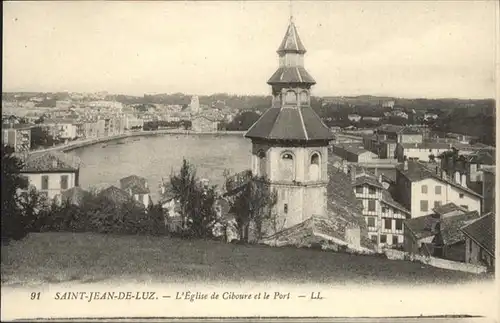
190, 95, 200, 114
245, 17, 334, 232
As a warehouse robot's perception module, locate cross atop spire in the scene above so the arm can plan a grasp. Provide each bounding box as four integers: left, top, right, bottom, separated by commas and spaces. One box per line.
289, 0, 293, 22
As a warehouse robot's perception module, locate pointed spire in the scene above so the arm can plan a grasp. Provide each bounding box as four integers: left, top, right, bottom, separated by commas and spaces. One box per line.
277, 20, 306, 54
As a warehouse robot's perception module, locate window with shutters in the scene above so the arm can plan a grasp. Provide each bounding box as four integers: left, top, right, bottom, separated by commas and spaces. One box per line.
384, 218, 392, 230
420, 200, 428, 212
368, 200, 376, 212
41, 175, 49, 190
60, 175, 68, 190
392, 236, 399, 245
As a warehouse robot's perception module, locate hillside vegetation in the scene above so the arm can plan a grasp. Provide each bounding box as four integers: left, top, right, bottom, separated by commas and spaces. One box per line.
1, 232, 491, 286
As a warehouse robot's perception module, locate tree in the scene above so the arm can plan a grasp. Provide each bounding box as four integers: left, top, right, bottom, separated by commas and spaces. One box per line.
187, 183, 219, 239
1, 145, 29, 241
226, 111, 260, 131
170, 159, 224, 238
170, 159, 198, 231
17, 186, 50, 232
30, 126, 57, 149
229, 176, 277, 243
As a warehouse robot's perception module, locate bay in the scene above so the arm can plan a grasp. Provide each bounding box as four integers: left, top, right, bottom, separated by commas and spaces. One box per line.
67, 133, 252, 202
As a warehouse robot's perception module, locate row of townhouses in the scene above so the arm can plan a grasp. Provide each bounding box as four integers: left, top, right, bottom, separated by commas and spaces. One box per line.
335, 141, 495, 270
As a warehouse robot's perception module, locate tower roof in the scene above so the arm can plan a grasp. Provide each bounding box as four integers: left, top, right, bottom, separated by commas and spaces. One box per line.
245, 106, 333, 142
267, 66, 316, 85
277, 21, 307, 54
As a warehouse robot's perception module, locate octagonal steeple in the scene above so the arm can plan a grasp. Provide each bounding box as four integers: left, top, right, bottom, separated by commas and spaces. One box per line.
245, 19, 332, 143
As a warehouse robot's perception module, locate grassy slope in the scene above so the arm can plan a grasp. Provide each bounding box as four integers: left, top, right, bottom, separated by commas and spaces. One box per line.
1, 232, 491, 286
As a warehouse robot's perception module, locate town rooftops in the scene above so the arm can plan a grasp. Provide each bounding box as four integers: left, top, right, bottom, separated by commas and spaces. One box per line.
432, 202, 467, 216
377, 124, 421, 135
353, 175, 384, 190
381, 190, 411, 215
481, 165, 496, 174
460, 213, 495, 257
245, 105, 333, 142
467, 150, 495, 165
119, 175, 150, 195
191, 112, 224, 122
98, 185, 133, 205
399, 142, 452, 150
1, 123, 37, 130
327, 165, 367, 239
439, 211, 480, 246
276, 20, 307, 54
396, 161, 482, 198
20, 151, 81, 173
404, 213, 441, 240
333, 143, 371, 156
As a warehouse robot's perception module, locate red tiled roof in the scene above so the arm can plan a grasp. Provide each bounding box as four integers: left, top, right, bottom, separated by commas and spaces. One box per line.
245, 106, 333, 141
396, 161, 482, 198
21, 151, 81, 173
98, 186, 133, 204
404, 214, 441, 239
440, 211, 480, 246
381, 190, 410, 215
432, 202, 466, 216
353, 175, 384, 190
267, 67, 316, 85
277, 21, 307, 54
119, 175, 150, 195
460, 213, 495, 257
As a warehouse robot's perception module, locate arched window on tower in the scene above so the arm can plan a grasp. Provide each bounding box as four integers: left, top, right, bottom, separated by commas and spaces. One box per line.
284, 90, 297, 105
280, 152, 295, 181
300, 91, 309, 105
309, 152, 321, 181
257, 150, 267, 177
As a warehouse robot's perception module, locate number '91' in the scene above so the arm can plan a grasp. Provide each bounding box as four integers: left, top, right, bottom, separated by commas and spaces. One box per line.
30, 292, 41, 300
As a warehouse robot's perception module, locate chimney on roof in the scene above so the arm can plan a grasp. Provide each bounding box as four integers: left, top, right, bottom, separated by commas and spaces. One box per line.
403, 158, 408, 171
350, 166, 357, 181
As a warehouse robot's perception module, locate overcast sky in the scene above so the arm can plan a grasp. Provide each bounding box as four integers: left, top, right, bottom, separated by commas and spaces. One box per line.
3, 1, 497, 99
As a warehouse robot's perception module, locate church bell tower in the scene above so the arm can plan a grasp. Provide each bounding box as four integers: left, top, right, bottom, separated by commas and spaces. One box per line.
244, 17, 333, 233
